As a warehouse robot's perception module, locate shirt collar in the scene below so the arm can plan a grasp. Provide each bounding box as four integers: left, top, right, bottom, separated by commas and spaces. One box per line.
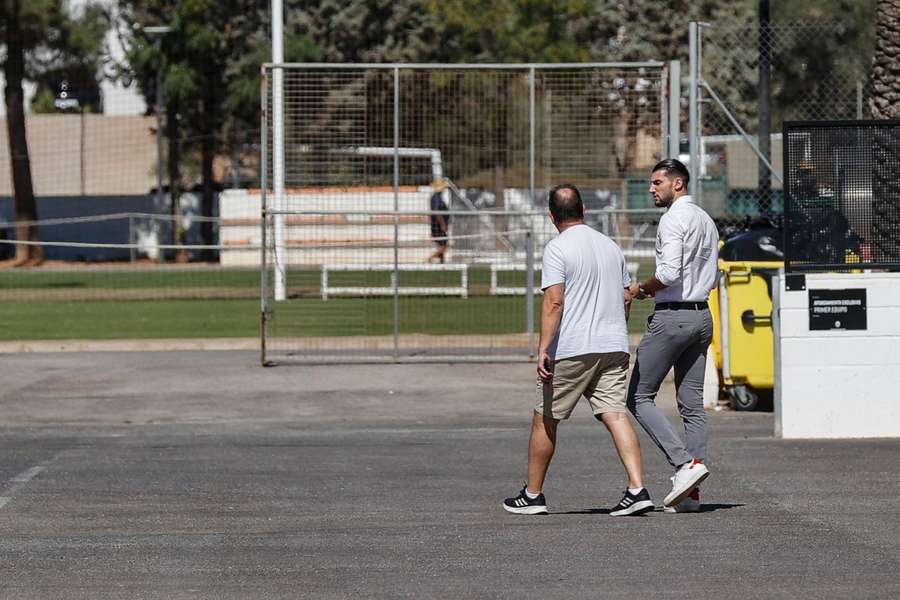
668, 195, 694, 209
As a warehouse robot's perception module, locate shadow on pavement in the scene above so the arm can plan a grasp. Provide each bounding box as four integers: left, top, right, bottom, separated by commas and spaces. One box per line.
698, 502, 744, 512
556, 503, 743, 515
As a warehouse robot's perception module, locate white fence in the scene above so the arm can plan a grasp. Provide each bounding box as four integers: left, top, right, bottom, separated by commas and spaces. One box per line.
321, 263, 468, 300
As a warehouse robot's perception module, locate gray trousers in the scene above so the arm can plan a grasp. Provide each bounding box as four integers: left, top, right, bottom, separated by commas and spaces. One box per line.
627, 307, 714, 468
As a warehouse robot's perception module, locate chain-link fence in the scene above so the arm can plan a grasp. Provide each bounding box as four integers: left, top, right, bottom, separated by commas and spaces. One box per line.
694, 22, 874, 234
260, 63, 666, 363
784, 120, 900, 271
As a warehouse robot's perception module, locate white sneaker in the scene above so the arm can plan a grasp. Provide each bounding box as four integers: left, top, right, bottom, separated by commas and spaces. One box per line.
664, 487, 701, 513
663, 460, 709, 507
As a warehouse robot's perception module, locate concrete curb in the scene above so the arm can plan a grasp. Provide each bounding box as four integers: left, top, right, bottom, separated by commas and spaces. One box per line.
0, 338, 260, 353
0, 333, 645, 355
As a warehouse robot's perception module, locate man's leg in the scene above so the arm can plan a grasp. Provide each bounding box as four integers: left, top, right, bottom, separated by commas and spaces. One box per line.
627, 313, 694, 468
526, 411, 559, 494
599, 412, 643, 489
673, 312, 714, 462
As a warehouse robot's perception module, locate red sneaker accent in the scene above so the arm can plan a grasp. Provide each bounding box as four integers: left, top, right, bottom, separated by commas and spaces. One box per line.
691, 459, 704, 465
688, 488, 701, 501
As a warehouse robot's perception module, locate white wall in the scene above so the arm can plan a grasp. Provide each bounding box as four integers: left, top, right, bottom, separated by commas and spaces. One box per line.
774, 271, 900, 438
219, 189, 439, 267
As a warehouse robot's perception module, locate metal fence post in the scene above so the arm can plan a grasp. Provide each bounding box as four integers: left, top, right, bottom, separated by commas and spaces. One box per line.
758, 0, 772, 213
689, 22, 700, 200
857, 80, 864, 119
525, 222, 535, 359
260, 67, 270, 366
529, 67, 536, 207
393, 66, 400, 362
528, 68, 536, 360
272, 2, 286, 302
128, 215, 135, 263
669, 60, 681, 158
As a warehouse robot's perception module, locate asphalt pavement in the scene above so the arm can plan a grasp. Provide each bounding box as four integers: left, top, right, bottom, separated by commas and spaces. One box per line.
0, 351, 898, 599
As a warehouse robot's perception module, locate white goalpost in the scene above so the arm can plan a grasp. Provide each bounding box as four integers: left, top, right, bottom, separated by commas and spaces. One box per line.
271, 0, 286, 301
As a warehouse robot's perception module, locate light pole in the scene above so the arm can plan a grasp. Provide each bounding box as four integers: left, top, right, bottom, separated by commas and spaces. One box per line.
145, 25, 171, 260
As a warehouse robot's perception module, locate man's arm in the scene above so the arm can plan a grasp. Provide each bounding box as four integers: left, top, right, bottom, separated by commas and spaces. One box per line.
537, 283, 564, 382
628, 274, 667, 300
629, 217, 680, 300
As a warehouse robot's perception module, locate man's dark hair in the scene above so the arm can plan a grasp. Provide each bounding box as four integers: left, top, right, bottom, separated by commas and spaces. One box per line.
548, 183, 584, 223
651, 158, 690, 187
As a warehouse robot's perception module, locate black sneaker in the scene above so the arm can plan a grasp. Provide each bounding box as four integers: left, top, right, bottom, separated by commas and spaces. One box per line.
503, 486, 548, 515
609, 488, 654, 516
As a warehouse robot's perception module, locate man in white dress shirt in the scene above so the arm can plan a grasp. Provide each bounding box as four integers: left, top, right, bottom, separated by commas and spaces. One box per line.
627, 159, 719, 513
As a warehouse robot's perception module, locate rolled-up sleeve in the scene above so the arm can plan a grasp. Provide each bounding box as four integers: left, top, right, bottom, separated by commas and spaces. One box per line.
541, 243, 565, 290
655, 216, 682, 286
620, 251, 631, 287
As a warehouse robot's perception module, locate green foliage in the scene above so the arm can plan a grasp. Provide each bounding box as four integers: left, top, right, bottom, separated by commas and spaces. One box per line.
29, 88, 56, 113
222, 2, 323, 134
290, 0, 443, 62
1, 0, 109, 111
427, 0, 594, 63
581, 1, 756, 63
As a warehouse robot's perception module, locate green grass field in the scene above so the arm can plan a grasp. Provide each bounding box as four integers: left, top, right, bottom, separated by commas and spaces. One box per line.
0, 265, 654, 340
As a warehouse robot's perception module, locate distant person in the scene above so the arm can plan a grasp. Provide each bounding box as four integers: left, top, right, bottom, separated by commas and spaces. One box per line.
503, 183, 653, 517
626, 158, 719, 513
429, 179, 450, 263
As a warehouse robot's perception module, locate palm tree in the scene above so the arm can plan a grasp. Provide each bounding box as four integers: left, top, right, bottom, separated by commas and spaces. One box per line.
869, 0, 900, 263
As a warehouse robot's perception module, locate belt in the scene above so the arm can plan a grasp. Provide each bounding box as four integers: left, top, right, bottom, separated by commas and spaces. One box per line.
654, 301, 708, 311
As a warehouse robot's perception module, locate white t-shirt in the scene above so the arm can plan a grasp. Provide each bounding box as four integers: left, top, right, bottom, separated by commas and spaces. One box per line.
541, 224, 630, 360
653, 196, 720, 303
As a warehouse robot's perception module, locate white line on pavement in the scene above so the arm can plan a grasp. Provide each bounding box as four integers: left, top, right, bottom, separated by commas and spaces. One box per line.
10, 466, 44, 483
1, 465, 47, 510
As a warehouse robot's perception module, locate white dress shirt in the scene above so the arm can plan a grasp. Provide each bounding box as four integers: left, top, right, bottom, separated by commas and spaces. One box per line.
653, 196, 719, 303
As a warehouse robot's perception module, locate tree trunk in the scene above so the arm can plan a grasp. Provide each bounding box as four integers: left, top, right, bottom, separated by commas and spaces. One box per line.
3, 0, 42, 266
870, 0, 900, 120
869, 0, 900, 262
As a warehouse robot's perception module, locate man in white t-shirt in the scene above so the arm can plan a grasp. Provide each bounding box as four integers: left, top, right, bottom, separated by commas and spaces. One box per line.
503, 184, 653, 517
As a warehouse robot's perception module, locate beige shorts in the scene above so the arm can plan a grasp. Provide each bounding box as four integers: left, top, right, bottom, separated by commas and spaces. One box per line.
535, 352, 630, 420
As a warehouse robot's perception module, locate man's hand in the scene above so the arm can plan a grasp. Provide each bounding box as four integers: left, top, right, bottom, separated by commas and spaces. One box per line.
628, 282, 643, 300
537, 350, 554, 383
628, 282, 655, 300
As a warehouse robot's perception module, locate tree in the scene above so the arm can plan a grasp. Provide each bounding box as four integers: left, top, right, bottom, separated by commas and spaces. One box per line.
425, 0, 592, 212
30, 1, 109, 114
869, 0, 900, 262
0, 0, 108, 265
291, 0, 444, 63
117, 0, 321, 260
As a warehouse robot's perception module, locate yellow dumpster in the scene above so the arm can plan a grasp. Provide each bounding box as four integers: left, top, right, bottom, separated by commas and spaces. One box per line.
710, 260, 782, 410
